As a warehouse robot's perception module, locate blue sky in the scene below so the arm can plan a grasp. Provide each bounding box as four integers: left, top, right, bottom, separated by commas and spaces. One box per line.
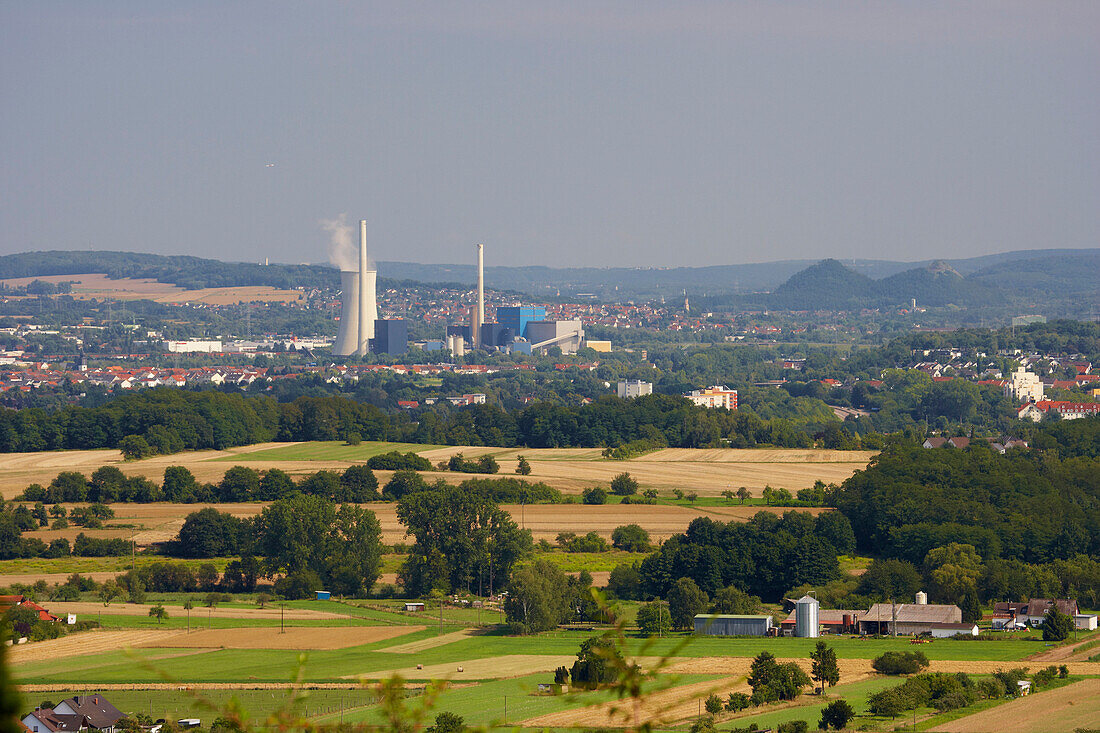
1, 2, 1097, 267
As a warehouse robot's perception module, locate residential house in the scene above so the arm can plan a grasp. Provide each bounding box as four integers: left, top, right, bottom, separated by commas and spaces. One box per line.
53, 696, 124, 733
1023, 599, 1078, 626
22, 710, 86, 733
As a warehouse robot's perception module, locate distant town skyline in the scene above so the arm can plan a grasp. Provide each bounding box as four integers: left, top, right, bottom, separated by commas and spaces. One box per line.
2, 2, 1098, 268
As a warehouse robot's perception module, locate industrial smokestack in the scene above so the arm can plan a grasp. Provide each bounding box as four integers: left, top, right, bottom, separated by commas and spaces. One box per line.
333, 271, 360, 356
362, 270, 377, 345
358, 220, 369, 355
475, 243, 485, 347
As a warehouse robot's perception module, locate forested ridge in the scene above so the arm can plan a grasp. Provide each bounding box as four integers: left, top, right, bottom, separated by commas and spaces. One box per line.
832, 421, 1100, 565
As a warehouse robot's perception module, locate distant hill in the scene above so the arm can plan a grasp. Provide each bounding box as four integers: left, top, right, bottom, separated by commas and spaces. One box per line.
0, 248, 1094, 315
0, 250, 339, 291
761, 254, 1095, 312
768, 259, 879, 310
878, 261, 1005, 308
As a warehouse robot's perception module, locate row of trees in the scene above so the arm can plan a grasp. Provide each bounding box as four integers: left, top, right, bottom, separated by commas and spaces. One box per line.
20, 464, 563, 507
0, 385, 866, 457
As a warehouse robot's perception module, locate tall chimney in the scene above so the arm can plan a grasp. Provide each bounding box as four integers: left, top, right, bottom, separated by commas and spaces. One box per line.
476, 243, 485, 347
358, 219, 369, 356
362, 270, 377, 344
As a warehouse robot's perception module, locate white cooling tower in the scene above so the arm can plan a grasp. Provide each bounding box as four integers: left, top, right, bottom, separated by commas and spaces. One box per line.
362, 270, 378, 344
333, 271, 360, 356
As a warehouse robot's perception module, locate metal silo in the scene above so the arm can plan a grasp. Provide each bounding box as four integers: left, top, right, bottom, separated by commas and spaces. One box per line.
795, 594, 820, 638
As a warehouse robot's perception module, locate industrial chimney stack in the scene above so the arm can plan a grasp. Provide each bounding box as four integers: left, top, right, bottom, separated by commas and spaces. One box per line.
358, 220, 370, 355
474, 243, 485, 348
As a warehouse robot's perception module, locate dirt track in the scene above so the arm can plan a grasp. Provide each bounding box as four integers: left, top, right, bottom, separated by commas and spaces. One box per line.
135, 625, 422, 650
46, 601, 353, 620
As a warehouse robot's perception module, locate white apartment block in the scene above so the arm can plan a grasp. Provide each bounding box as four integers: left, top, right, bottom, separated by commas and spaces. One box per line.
617, 380, 653, 398
685, 385, 738, 410
1004, 367, 1044, 403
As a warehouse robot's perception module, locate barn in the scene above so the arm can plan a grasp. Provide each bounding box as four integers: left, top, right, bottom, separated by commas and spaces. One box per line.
694, 614, 773, 637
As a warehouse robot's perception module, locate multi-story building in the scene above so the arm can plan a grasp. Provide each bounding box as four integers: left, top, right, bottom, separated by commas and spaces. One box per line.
1004, 367, 1044, 403
617, 380, 652, 399
685, 385, 738, 410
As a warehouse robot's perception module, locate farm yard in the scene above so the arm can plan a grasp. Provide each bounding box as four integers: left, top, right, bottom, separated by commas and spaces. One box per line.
9, 599, 1100, 732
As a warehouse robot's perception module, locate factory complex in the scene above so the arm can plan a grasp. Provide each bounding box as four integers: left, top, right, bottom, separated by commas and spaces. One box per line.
334, 224, 588, 357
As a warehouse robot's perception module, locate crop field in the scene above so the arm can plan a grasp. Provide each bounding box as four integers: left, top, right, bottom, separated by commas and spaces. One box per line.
214, 442, 444, 463
11, 606, 1100, 732
18, 688, 383, 724
135, 625, 422, 650
0, 273, 303, 305
0, 442, 872, 500
932, 678, 1100, 732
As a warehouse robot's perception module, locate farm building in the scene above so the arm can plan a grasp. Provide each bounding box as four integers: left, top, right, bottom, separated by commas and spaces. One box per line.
404, 602, 425, 612
930, 622, 979, 638
694, 614, 773, 637
1076, 614, 1098, 631
1022, 598, 1078, 626
779, 608, 862, 636
858, 603, 961, 636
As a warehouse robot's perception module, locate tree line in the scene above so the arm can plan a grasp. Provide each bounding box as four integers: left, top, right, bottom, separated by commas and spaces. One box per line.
0, 386, 871, 456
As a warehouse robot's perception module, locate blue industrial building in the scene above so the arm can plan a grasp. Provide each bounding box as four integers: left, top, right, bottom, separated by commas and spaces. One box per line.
496, 306, 546, 339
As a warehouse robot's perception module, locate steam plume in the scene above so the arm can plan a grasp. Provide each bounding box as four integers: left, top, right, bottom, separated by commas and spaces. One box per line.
321, 214, 369, 271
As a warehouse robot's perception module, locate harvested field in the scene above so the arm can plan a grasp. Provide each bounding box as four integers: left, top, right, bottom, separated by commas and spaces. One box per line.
665, 656, 1100, 677
352, 654, 577, 681
496, 503, 827, 542
0, 273, 303, 305
636, 448, 877, 463
136, 625, 422, 650
932, 678, 1100, 732
0, 443, 873, 500
7, 629, 186, 665
46, 601, 353, 621
382, 628, 479, 654
522, 674, 751, 728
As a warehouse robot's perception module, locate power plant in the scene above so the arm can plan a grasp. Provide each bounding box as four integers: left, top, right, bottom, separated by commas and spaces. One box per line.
333, 231, 587, 357
442, 243, 585, 355
333, 219, 401, 356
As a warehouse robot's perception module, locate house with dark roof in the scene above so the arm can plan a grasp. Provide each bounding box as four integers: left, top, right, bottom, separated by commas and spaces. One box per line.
858, 603, 962, 636
1023, 599, 1078, 626
23, 696, 125, 733
21, 710, 86, 733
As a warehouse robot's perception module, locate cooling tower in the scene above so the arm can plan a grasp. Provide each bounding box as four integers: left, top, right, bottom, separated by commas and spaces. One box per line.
333, 271, 360, 356
362, 270, 378, 345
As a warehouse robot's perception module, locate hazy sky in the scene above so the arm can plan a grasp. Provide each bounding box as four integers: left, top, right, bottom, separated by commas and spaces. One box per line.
2, 2, 1098, 268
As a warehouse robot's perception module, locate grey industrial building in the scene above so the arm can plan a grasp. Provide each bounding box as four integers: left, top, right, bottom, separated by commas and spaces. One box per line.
694, 614, 774, 637
371, 319, 408, 355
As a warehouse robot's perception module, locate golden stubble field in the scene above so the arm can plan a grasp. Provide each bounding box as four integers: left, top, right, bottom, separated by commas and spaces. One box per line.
0, 273, 302, 305
0, 443, 865, 557
0, 444, 873, 499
